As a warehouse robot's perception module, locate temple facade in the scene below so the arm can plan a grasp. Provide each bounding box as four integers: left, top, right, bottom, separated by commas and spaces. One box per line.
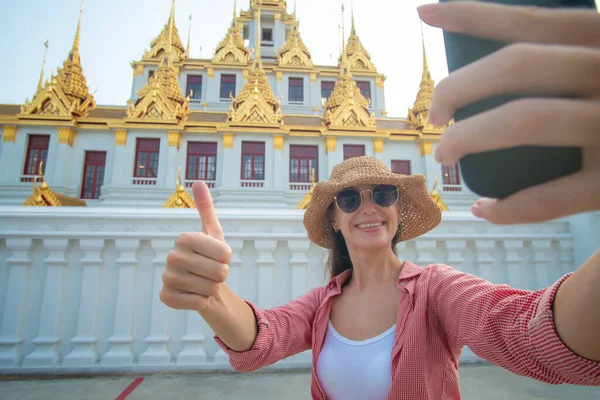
0, 0, 474, 209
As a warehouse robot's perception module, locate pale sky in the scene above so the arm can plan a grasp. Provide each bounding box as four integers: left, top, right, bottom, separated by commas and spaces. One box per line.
0, 0, 448, 118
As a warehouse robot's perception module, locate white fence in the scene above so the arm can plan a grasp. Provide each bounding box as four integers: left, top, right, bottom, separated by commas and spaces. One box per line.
0, 207, 586, 375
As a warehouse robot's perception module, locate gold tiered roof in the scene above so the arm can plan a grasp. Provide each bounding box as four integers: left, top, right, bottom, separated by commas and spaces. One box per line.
163, 168, 196, 208
278, 22, 313, 68
20, 0, 95, 119
250, 0, 287, 9
343, 9, 377, 73
127, 0, 190, 124
23, 162, 86, 207
407, 36, 444, 131
228, 8, 282, 126
324, 46, 375, 130
212, 0, 250, 65
143, 0, 187, 61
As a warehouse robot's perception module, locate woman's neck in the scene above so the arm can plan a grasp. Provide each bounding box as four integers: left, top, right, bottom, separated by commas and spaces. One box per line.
346, 247, 403, 292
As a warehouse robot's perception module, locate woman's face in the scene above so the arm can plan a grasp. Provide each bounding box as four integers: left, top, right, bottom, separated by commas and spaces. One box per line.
330, 184, 400, 251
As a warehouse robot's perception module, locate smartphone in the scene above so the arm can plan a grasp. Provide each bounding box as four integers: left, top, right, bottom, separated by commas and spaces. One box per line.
440, 0, 596, 199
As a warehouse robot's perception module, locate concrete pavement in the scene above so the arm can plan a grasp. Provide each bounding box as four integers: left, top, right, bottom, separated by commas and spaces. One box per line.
2, 365, 600, 399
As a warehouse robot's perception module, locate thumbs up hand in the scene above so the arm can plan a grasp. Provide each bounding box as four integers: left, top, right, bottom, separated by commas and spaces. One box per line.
160, 181, 232, 312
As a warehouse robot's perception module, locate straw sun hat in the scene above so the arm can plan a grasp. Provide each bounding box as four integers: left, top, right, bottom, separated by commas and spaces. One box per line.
303, 156, 441, 249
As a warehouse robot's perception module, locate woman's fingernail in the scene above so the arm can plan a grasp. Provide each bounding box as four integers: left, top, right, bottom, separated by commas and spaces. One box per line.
417, 3, 440, 15
471, 203, 484, 219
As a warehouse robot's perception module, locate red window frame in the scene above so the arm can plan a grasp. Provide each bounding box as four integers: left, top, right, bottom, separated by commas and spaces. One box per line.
186, 142, 217, 181
442, 163, 461, 185
290, 145, 318, 183
23, 134, 50, 175
186, 75, 203, 100
134, 138, 160, 178
343, 144, 365, 160
356, 81, 371, 101
220, 74, 236, 99
241, 141, 265, 181
391, 160, 411, 175
321, 81, 335, 102
289, 78, 304, 102
80, 151, 107, 199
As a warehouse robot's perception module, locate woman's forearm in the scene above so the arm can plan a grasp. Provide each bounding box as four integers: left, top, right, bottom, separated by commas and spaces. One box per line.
199, 283, 259, 352
553, 249, 600, 362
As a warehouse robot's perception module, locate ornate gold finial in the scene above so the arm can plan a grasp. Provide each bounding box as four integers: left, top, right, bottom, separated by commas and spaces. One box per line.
186, 14, 192, 57
20, 0, 95, 119
212, 0, 250, 65
143, 0, 187, 62
430, 176, 449, 211
277, 21, 313, 68
23, 161, 86, 207
163, 167, 196, 208
127, 0, 190, 124
296, 168, 316, 209
250, 0, 287, 9
323, 30, 375, 130
342, 1, 377, 73
228, 6, 282, 126
408, 26, 447, 132
37, 41, 49, 92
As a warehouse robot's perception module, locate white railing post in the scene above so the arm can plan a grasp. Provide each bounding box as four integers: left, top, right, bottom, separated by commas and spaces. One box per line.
23, 238, 69, 367
504, 240, 524, 289
414, 239, 437, 267
532, 240, 553, 288
101, 239, 139, 366
475, 240, 496, 283
63, 239, 105, 367
255, 240, 278, 309
0, 239, 32, 367
288, 240, 311, 300
445, 240, 466, 272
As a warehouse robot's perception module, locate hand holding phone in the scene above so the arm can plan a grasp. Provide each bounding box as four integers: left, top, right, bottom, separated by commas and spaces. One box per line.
419, 0, 600, 224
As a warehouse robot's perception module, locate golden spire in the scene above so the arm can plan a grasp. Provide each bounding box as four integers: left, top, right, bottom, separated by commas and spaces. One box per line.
228, 6, 282, 126
342, 2, 377, 73
23, 162, 85, 207
127, 0, 190, 124
186, 14, 192, 57
277, 19, 313, 68
163, 168, 196, 208
143, 0, 187, 61
37, 41, 49, 92
430, 176, 449, 211
408, 27, 440, 131
323, 28, 375, 130
212, 0, 250, 65
296, 168, 316, 209
20, 0, 95, 119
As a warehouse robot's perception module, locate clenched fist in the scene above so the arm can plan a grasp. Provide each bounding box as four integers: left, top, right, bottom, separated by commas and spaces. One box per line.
160, 180, 232, 312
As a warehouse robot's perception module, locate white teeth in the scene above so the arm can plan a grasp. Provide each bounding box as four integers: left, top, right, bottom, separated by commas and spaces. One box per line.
357, 222, 383, 229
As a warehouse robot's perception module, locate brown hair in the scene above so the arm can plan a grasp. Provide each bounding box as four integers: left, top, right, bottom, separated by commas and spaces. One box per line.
326, 204, 400, 280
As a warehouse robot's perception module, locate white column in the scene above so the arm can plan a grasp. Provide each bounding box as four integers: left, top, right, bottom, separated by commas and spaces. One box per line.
326, 137, 341, 177
288, 240, 311, 300
414, 239, 437, 267
557, 240, 574, 276
0, 239, 31, 367
532, 240, 552, 288
165, 132, 181, 187
23, 238, 69, 367
63, 239, 104, 367
221, 134, 238, 189
273, 137, 283, 190
255, 240, 277, 309
178, 310, 208, 365
475, 240, 496, 282
422, 150, 439, 191
504, 240, 524, 289
139, 239, 173, 365
101, 239, 139, 366
110, 130, 129, 186
212, 239, 244, 365
0, 127, 21, 184
445, 240, 466, 272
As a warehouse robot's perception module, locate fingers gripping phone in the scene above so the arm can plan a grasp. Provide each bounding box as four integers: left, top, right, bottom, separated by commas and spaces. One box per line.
440, 0, 596, 199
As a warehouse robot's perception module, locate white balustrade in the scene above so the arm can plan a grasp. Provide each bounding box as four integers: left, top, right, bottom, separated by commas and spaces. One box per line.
0, 206, 594, 375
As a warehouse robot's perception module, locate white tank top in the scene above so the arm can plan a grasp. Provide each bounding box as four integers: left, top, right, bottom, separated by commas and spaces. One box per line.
316, 321, 396, 400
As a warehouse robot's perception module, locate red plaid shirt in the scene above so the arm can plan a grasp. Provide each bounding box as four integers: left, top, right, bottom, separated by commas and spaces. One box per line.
215, 261, 600, 399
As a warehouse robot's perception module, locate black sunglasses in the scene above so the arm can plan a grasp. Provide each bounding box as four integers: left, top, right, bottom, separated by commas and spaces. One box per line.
334, 185, 399, 213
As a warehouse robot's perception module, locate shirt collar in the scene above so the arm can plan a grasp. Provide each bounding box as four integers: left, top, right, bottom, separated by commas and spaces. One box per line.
324, 260, 423, 293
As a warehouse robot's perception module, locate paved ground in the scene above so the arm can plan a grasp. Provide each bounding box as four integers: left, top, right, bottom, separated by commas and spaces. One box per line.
1, 365, 600, 399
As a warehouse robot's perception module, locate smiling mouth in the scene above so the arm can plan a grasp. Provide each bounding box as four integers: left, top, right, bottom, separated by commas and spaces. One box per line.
356, 222, 384, 229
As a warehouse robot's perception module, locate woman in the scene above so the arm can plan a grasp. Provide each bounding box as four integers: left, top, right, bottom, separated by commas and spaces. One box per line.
160, 2, 600, 399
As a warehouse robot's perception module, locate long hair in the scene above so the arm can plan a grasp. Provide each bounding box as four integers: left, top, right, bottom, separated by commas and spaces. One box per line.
326, 206, 400, 280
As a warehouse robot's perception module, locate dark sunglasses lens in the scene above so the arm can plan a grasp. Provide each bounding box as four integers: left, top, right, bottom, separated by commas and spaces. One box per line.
373, 185, 398, 207
337, 189, 361, 213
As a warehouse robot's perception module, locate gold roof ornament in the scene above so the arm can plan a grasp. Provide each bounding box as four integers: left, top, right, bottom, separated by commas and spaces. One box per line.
20, 0, 96, 119
296, 168, 316, 210
324, 36, 376, 130
342, 3, 377, 73
278, 22, 313, 68
250, 0, 287, 9
408, 30, 448, 132
228, 7, 282, 126
143, 0, 187, 61
127, 0, 190, 124
23, 162, 86, 207
163, 168, 196, 208
212, 0, 250, 65
429, 176, 449, 212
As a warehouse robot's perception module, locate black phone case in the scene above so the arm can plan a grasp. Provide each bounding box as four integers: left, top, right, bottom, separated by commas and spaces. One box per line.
440, 0, 594, 199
